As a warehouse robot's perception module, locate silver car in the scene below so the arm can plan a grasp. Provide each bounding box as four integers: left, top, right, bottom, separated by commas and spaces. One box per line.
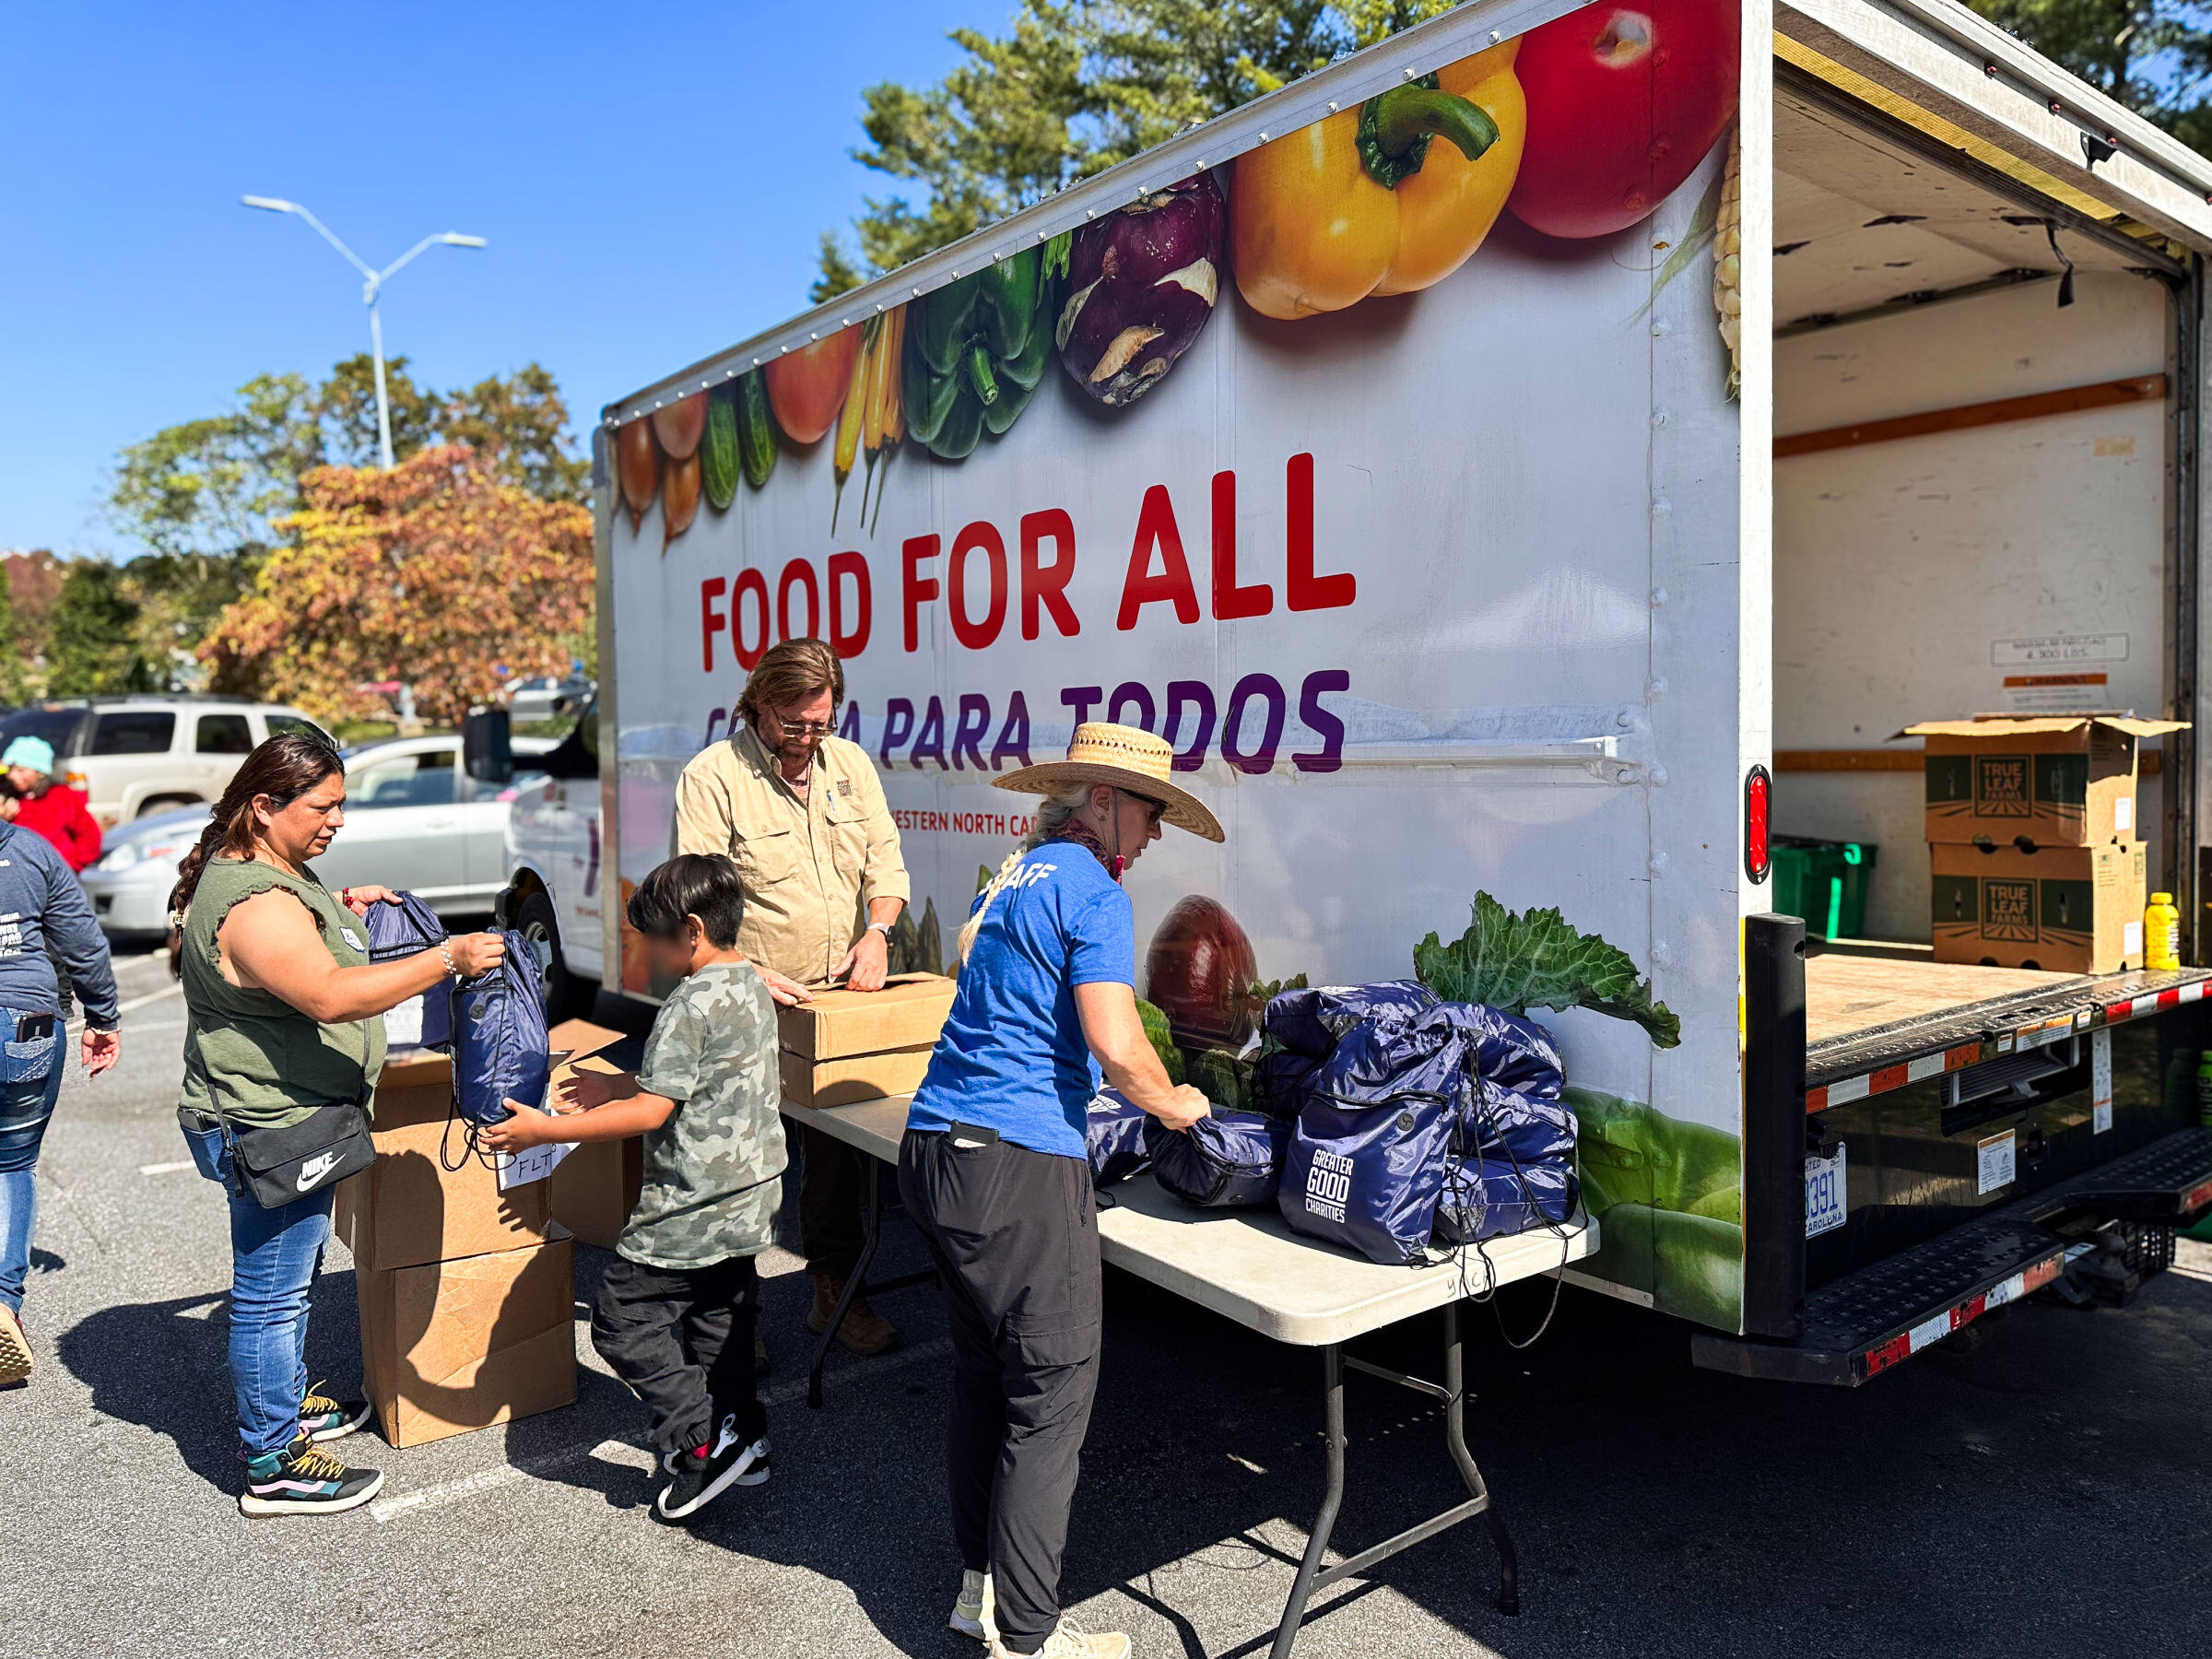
81, 734, 553, 941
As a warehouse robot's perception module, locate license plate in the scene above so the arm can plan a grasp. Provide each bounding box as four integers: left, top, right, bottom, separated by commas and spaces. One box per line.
1806, 1141, 1847, 1239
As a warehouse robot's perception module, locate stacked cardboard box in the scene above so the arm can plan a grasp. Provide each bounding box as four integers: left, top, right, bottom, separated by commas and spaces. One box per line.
547, 1050, 646, 1251
779, 973, 957, 1108
1904, 715, 2183, 973
333, 1018, 622, 1446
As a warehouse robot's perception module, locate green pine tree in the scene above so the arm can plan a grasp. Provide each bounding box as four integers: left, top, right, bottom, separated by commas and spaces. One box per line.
44, 563, 154, 697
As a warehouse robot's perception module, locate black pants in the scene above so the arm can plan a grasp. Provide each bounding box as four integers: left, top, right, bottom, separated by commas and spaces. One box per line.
799, 1121, 865, 1278
590, 1253, 766, 1456
899, 1129, 1102, 1656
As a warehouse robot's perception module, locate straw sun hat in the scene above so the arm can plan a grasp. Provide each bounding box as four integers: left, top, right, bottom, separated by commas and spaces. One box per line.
993, 722, 1225, 842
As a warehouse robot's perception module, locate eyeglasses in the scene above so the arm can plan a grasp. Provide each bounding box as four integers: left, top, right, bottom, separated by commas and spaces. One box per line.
768, 714, 832, 737
1137, 798, 1168, 828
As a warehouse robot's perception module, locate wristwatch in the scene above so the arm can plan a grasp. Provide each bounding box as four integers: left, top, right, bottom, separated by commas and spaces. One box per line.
866, 921, 893, 937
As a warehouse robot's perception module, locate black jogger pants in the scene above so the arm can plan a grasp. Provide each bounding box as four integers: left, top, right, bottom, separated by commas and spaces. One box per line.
898, 1127, 1102, 1657
590, 1253, 766, 1457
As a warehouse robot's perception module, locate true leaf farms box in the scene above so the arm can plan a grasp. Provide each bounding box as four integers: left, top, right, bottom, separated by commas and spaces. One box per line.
1930, 840, 2146, 973
778, 973, 956, 1109
1903, 715, 2184, 847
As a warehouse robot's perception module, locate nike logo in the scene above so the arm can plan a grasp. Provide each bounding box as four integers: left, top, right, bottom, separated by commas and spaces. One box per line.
297, 1152, 341, 1191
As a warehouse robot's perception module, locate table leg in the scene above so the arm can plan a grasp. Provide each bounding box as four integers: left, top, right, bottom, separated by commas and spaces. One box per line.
1442, 1300, 1518, 1616
807, 1158, 884, 1411
1268, 1342, 1346, 1659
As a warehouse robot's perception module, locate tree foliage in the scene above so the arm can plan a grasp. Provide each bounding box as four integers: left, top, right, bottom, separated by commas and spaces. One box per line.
1964, 0, 2212, 152
108, 373, 324, 562
197, 447, 593, 727
832, 1, 1344, 281
108, 358, 589, 568
0, 571, 25, 704
44, 563, 155, 697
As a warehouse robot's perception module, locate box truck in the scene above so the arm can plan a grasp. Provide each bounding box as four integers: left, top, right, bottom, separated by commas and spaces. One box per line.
502, 0, 2212, 1381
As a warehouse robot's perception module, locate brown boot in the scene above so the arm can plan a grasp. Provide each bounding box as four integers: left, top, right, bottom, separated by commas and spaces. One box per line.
806, 1272, 900, 1356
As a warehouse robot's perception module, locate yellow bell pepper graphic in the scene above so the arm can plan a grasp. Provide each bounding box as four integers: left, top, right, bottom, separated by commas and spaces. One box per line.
1230, 42, 1526, 320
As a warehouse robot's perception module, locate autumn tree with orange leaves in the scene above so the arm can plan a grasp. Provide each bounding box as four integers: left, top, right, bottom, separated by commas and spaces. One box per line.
200, 446, 592, 727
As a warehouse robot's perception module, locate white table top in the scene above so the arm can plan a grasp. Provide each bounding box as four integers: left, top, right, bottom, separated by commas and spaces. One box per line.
790, 1095, 1599, 1348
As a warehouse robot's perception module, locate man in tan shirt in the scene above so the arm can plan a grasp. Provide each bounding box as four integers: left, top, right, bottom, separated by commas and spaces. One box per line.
675, 638, 910, 1357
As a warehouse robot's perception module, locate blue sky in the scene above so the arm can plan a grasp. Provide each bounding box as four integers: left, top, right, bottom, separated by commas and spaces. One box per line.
0, 1, 1006, 559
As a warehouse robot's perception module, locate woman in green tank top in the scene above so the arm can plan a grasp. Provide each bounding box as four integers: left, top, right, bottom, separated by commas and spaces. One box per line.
169, 735, 506, 1518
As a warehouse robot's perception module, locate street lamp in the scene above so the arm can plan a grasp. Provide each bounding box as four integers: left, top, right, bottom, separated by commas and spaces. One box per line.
241, 196, 488, 470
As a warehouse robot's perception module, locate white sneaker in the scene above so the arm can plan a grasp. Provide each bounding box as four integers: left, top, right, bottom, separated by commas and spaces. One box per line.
988, 1618, 1131, 1659
951, 1568, 997, 1642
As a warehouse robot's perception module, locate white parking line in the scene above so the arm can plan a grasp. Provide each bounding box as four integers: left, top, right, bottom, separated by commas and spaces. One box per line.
114, 983, 183, 1015
367, 1335, 952, 1524
138, 1160, 196, 1177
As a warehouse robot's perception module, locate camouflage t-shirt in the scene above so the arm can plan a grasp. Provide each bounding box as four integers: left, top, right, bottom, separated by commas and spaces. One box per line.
624, 961, 786, 1270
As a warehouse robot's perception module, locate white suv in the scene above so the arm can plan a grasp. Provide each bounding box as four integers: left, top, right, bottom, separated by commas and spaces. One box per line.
0, 697, 334, 827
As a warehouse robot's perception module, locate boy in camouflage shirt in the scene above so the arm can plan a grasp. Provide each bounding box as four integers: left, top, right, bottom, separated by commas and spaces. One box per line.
484, 854, 783, 1521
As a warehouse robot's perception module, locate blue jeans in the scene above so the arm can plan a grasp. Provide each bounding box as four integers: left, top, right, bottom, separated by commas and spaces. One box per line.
183, 1123, 335, 1459
0, 1014, 65, 1317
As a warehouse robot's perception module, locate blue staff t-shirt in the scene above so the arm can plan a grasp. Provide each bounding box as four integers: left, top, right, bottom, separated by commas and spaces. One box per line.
907, 844, 1135, 1160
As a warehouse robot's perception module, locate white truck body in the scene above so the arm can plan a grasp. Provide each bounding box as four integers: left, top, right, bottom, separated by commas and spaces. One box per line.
511, 0, 2212, 1359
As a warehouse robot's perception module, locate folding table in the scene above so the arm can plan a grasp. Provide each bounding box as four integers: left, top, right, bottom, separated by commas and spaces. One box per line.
798, 1094, 1597, 1657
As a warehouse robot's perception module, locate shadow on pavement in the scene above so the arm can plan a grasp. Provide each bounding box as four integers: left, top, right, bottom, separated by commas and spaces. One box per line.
55, 1267, 370, 1496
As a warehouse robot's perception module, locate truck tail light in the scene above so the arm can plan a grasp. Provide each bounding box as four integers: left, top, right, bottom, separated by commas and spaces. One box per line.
1745, 764, 1771, 884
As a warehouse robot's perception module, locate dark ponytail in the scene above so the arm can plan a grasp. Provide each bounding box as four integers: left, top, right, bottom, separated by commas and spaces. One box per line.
167, 733, 345, 977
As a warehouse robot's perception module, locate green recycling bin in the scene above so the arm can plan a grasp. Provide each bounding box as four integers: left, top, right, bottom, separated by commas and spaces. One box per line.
1771, 836, 1877, 940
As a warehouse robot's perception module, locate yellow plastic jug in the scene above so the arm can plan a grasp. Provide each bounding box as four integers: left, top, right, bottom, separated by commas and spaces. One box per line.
2147, 891, 2183, 971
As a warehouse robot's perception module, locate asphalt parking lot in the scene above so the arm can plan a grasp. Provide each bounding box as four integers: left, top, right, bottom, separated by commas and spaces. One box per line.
6, 945, 2212, 1658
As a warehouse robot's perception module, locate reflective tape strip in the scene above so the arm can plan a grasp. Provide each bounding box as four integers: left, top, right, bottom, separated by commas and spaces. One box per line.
1905, 1052, 1948, 1083
2185, 982, 2206, 1005
1947, 1043, 1980, 1071
1804, 1086, 1829, 1115
1908, 1311, 1955, 1353
1827, 1074, 1872, 1107
1861, 1253, 2066, 1379
2183, 1175, 2212, 1212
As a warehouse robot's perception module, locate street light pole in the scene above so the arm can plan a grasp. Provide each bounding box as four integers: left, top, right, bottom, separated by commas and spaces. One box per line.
240, 196, 488, 470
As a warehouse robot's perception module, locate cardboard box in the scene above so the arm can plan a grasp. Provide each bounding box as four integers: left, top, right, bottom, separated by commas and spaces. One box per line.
1903, 715, 2185, 847
368, 1048, 457, 1133
1930, 839, 2147, 973
548, 1131, 645, 1250
339, 1018, 630, 1266
356, 1232, 577, 1448
777, 973, 957, 1060
780, 1042, 935, 1110
334, 1114, 554, 1272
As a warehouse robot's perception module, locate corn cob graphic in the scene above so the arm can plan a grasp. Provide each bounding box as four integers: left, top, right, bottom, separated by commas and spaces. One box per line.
1714, 126, 1741, 400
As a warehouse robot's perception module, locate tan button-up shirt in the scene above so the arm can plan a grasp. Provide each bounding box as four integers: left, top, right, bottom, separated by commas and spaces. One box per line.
674, 724, 911, 984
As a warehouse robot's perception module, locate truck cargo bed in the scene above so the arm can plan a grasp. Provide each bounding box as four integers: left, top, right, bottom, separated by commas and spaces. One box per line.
1802, 947, 2212, 1112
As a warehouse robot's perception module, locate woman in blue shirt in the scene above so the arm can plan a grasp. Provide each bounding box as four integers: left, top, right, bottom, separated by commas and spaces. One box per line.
902, 724, 1216, 1659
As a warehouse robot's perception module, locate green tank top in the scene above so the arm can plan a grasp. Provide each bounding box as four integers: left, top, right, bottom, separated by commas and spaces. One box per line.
177, 858, 387, 1131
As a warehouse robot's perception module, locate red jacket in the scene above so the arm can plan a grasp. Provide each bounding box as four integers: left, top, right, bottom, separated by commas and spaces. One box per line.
13, 783, 101, 871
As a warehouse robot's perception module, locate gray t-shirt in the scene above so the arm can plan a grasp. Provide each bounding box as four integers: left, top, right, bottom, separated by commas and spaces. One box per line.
624, 961, 785, 1270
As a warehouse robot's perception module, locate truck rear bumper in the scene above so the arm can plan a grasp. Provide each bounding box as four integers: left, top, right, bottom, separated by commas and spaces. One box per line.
1693, 1127, 2212, 1384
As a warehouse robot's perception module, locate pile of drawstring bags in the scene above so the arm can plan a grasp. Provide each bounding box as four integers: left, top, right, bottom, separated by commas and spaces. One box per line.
1084, 981, 1578, 1265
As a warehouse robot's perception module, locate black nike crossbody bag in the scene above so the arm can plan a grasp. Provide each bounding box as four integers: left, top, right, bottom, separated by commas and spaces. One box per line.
209, 1093, 375, 1210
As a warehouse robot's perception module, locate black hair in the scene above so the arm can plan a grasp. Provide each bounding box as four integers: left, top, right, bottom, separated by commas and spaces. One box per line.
628, 853, 747, 948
